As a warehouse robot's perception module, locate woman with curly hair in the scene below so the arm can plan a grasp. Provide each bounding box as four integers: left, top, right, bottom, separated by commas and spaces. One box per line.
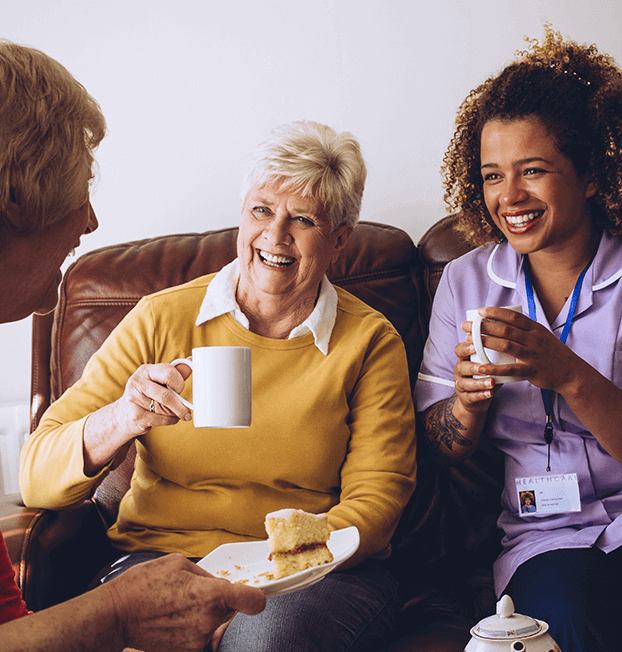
416, 26, 622, 652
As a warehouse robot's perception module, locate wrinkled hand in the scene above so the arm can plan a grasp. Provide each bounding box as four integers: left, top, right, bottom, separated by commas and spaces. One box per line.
110, 362, 194, 443
107, 554, 266, 652
209, 614, 236, 652
83, 361, 195, 476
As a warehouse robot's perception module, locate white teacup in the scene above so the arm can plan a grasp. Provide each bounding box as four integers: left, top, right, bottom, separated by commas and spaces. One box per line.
466, 305, 523, 384
169, 346, 251, 428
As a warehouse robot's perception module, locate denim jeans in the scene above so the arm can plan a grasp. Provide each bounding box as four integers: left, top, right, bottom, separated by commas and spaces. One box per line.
90, 552, 400, 652
505, 546, 622, 652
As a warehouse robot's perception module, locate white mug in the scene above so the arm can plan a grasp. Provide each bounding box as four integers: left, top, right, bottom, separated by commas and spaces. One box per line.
169, 346, 252, 428
466, 305, 523, 384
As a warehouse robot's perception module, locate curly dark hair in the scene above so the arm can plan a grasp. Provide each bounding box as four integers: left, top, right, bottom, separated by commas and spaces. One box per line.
442, 25, 622, 246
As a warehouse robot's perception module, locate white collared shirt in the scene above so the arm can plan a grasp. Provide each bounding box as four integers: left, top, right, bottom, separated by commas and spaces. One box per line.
195, 259, 338, 355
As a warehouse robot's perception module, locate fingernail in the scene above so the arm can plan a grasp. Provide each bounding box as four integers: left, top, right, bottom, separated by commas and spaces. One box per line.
184, 413, 192, 421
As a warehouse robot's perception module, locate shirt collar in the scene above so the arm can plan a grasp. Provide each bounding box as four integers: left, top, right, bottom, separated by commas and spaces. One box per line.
486, 232, 622, 292
485, 233, 622, 328
195, 258, 338, 355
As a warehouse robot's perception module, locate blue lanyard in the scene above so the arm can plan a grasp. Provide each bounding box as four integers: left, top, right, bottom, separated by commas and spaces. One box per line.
524, 253, 595, 471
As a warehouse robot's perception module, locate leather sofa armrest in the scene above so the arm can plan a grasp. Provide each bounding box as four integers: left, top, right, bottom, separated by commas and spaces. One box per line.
0, 493, 42, 595
0, 494, 117, 612
30, 311, 54, 433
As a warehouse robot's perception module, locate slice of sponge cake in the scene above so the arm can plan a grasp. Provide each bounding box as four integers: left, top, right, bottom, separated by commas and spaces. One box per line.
265, 508, 334, 579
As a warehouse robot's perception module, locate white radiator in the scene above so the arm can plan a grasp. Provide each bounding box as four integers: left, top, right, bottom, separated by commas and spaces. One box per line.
0, 402, 29, 496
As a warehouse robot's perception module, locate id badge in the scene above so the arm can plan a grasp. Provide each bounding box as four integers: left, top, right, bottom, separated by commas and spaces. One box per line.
515, 473, 581, 517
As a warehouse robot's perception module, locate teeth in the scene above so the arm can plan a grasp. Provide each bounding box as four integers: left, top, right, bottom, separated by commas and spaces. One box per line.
504, 211, 542, 227
259, 250, 295, 266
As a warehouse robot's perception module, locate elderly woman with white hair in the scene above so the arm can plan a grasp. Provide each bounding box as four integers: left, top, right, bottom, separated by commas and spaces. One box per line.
21, 120, 417, 651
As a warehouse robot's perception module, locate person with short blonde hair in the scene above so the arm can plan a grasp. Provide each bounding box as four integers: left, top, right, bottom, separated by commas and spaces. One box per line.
241, 120, 367, 231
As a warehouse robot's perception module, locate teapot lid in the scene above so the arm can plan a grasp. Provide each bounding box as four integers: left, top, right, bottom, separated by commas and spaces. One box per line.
471, 595, 547, 640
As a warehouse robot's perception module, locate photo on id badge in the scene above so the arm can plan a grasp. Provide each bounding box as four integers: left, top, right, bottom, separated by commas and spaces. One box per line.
515, 473, 581, 517
520, 491, 537, 514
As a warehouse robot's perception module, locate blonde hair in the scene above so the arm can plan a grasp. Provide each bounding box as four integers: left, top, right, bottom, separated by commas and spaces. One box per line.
443, 25, 622, 246
0, 41, 106, 236
241, 120, 367, 231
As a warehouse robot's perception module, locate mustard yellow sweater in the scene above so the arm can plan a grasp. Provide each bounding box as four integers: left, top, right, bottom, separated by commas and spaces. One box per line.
20, 275, 416, 565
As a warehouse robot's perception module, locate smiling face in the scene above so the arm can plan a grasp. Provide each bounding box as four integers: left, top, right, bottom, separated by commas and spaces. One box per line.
480, 117, 597, 263
237, 180, 352, 313
0, 199, 98, 323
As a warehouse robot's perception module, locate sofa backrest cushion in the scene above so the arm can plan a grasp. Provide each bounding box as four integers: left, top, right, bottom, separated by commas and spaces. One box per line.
417, 214, 475, 337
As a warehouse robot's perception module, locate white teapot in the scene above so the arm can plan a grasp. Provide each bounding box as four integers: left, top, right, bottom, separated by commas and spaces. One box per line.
464, 595, 561, 652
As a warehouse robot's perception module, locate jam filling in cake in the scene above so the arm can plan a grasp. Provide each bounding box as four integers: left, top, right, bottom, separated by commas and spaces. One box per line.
264, 508, 334, 579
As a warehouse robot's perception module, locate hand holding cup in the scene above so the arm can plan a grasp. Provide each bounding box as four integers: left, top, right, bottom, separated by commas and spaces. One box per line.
466, 305, 523, 384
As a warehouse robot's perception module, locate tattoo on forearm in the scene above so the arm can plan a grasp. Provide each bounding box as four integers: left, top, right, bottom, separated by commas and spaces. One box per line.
424, 395, 473, 451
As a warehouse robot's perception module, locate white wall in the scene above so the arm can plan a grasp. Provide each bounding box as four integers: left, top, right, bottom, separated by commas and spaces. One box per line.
1, 0, 621, 408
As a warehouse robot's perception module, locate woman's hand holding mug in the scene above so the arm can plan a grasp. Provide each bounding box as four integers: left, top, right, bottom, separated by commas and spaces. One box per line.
466, 305, 524, 384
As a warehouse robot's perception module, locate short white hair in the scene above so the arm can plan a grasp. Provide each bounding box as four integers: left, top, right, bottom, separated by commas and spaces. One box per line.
241, 120, 367, 231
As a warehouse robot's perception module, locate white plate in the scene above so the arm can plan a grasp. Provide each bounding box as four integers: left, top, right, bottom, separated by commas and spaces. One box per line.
197, 526, 360, 598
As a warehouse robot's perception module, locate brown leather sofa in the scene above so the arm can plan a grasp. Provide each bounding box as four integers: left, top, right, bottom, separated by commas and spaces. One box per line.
0, 216, 504, 651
